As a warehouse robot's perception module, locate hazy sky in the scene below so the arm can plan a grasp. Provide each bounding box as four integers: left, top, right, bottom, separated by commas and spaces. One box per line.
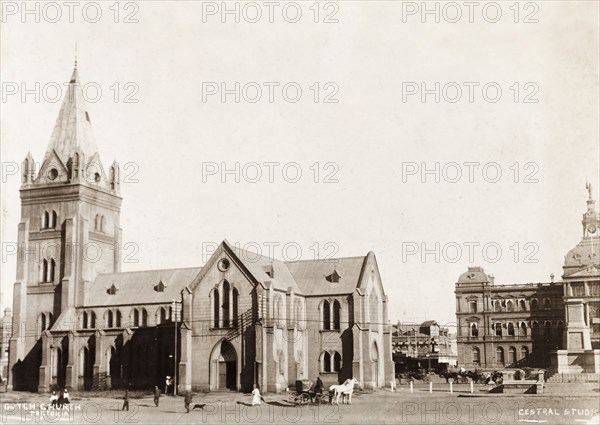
1, 1, 599, 326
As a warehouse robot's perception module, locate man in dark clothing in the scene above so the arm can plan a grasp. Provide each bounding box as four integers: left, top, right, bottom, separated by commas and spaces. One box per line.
184, 391, 192, 413
153, 386, 161, 406
122, 389, 129, 411
311, 377, 324, 403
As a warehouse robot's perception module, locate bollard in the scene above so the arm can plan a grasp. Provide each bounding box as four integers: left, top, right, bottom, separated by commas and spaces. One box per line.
470, 381, 474, 394
391, 380, 394, 392
429, 381, 432, 394
450, 382, 453, 394
410, 381, 413, 394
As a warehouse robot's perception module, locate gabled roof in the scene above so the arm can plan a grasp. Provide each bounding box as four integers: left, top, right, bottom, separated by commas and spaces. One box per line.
284, 256, 367, 296
392, 323, 429, 338
83, 241, 376, 307
43, 66, 99, 166
85, 267, 202, 307
228, 243, 301, 293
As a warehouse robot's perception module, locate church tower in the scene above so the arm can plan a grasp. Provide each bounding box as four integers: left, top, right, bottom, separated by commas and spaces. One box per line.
9, 63, 123, 391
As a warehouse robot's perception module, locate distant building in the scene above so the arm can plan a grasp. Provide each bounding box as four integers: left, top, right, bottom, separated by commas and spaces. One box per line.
0, 308, 12, 381
392, 320, 456, 372
455, 187, 599, 374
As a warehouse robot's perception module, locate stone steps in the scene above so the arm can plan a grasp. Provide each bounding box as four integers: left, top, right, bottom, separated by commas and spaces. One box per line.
543, 382, 599, 395
546, 373, 600, 383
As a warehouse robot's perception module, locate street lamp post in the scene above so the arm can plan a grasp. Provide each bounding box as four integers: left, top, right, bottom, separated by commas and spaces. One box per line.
172, 299, 182, 396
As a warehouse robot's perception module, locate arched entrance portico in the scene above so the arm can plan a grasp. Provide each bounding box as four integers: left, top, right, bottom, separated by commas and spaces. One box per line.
209, 340, 238, 391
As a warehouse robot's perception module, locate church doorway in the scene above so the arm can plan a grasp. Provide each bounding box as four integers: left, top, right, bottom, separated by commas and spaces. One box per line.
210, 340, 237, 391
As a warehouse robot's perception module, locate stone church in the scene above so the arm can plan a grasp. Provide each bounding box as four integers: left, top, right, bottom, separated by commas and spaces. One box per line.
7, 65, 394, 393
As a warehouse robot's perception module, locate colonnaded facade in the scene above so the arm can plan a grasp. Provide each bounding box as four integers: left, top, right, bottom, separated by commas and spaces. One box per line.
7, 65, 394, 393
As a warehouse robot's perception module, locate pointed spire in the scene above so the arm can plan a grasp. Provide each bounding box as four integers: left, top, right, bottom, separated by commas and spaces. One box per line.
21, 151, 35, 186
43, 63, 99, 167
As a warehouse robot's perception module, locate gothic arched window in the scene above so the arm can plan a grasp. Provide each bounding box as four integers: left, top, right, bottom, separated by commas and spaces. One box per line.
107, 310, 114, 328
133, 309, 140, 327
333, 351, 341, 372
321, 351, 331, 373
213, 289, 220, 328
333, 300, 341, 330
232, 288, 239, 328
222, 281, 231, 328
49, 259, 55, 282
322, 300, 331, 331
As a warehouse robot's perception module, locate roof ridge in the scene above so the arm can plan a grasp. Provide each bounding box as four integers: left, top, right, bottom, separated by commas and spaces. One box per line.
284, 255, 366, 265
95, 266, 202, 277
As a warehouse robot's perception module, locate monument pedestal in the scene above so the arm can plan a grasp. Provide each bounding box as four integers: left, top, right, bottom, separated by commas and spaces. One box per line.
552, 349, 600, 374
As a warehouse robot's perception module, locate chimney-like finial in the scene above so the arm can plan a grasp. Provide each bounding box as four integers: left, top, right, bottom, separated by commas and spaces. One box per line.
550, 273, 555, 283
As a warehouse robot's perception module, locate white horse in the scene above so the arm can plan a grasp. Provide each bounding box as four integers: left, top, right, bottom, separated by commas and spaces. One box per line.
329, 378, 358, 405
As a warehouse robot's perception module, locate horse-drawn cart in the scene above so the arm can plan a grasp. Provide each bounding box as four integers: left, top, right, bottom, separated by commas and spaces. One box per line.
289, 380, 324, 405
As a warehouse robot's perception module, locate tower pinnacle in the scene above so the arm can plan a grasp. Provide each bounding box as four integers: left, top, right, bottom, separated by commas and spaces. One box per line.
43, 64, 99, 166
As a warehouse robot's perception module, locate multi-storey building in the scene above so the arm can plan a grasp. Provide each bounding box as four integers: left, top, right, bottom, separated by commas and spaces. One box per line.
7, 64, 394, 393
455, 272, 564, 369
392, 320, 456, 372
455, 187, 600, 373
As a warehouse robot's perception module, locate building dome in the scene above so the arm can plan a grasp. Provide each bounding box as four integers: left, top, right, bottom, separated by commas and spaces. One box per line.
563, 185, 600, 277
457, 266, 490, 284
563, 237, 600, 276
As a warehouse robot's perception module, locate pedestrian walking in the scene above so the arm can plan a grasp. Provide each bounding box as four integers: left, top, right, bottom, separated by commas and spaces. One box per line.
251, 384, 263, 406
153, 385, 161, 407
122, 389, 129, 411
49, 390, 58, 408
184, 391, 192, 413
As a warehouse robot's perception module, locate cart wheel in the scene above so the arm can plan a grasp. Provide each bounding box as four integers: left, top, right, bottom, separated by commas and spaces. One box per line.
299, 393, 311, 405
